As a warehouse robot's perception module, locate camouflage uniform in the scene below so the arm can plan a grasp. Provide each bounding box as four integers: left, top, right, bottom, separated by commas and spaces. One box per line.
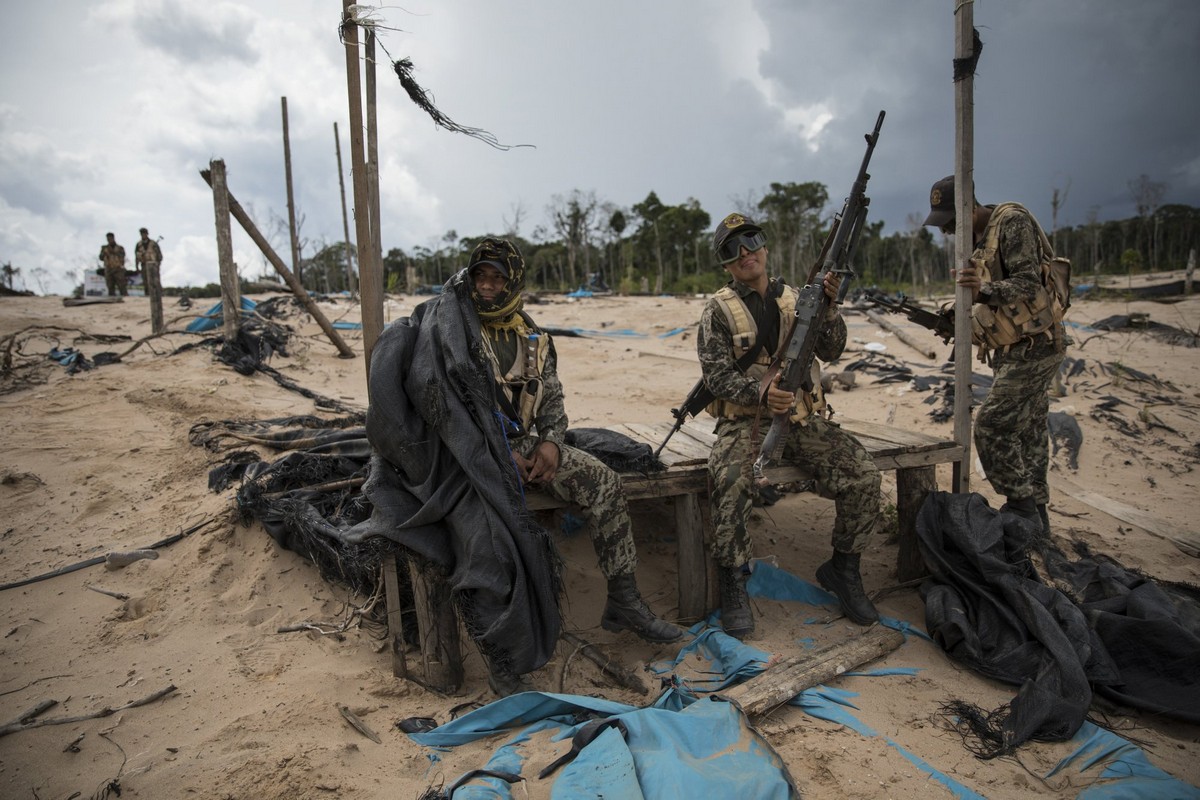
99, 239, 127, 296
971, 207, 1069, 505
484, 327, 637, 579
698, 277, 881, 567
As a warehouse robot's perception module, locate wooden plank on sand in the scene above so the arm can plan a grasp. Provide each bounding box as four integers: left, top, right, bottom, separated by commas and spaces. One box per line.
1057, 479, 1199, 557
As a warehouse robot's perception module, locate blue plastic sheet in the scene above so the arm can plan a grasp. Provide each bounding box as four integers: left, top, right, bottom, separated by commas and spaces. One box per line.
1047, 722, 1200, 799
185, 296, 258, 332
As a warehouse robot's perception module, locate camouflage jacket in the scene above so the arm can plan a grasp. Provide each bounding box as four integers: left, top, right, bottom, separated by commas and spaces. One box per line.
697, 276, 847, 408
99, 243, 125, 270
973, 205, 1067, 365
135, 239, 162, 265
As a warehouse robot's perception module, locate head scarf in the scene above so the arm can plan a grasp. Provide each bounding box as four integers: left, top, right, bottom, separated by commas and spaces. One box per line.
467, 237, 525, 323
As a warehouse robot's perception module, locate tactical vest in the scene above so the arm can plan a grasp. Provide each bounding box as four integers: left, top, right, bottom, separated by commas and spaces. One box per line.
482, 313, 551, 433
969, 202, 1071, 360
705, 285, 827, 422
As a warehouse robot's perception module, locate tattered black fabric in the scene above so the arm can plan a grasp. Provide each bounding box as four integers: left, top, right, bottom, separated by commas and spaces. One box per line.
346, 269, 562, 676
918, 492, 1119, 757
563, 428, 664, 474
1040, 541, 1200, 724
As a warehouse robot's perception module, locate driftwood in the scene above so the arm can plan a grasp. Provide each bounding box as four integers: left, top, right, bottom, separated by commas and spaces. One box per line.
85, 585, 130, 601
0, 685, 177, 738
105, 549, 159, 570
559, 631, 649, 695
338, 704, 381, 743
722, 626, 905, 717
866, 309, 939, 359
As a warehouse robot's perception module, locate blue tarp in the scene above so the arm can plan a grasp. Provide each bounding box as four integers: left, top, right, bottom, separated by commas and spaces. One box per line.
405, 563, 1199, 798
185, 296, 259, 332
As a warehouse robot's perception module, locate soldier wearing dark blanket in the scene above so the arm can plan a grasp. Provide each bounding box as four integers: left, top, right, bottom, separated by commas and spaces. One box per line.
463, 239, 683, 693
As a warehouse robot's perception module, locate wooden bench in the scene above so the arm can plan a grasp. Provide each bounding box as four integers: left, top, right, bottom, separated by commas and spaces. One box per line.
382, 417, 963, 692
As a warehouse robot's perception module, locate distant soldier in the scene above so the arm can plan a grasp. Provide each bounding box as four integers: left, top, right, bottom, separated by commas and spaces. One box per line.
99, 232, 127, 297
136, 227, 165, 331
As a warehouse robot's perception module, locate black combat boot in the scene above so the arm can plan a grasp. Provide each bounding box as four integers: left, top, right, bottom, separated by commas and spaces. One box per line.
601, 573, 685, 643
999, 496, 1040, 523
716, 565, 754, 640
816, 550, 879, 625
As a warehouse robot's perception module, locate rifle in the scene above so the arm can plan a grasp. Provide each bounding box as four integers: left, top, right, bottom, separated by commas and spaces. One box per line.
752, 110, 885, 483
654, 378, 712, 458
862, 289, 955, 344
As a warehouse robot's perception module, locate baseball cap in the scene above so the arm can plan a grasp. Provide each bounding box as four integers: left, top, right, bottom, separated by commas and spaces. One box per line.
712, 212, 763, 252
923, 175, 956, 228
470, 258, 509, 277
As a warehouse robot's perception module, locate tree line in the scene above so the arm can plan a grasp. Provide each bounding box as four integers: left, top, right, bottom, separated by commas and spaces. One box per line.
272, 177, 1200, 299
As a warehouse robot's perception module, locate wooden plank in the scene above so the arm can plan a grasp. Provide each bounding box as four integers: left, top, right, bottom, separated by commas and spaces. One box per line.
839, 418, 957, 451
1057, 479, 1199, 558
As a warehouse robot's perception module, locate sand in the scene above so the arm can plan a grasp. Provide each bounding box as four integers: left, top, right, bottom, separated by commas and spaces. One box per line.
1, 276, 1198, 799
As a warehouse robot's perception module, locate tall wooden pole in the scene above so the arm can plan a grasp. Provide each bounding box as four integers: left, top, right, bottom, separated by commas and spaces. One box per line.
951, 0, 976, 494
365, 30, 385, 304
342, 3, 384, 378
333, 121, 358, 295
281, 97, 302, 285
208, 159, 241, 342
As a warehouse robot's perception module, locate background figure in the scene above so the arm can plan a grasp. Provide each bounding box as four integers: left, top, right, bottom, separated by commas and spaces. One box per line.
99, 232, 127, 297
136, 227, 165, 331
922, 176, 1070, 537
697, 213, 883, 636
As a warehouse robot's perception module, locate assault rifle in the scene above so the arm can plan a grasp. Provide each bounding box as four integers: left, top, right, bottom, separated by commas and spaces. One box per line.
753, 110, 885, 482
862, 289, 955, 344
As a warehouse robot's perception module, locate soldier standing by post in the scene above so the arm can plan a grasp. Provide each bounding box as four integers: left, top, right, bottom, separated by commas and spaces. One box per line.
99, 232, 127, 297
922, 176, 1070, 537
136, 227, 165, 332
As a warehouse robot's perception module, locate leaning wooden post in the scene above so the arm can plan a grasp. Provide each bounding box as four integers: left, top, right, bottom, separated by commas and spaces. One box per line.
208, 159, 241, 341
281, 96, 302, 285
342, 2, 383, 376
950, 0, 976, 494
199, 169, 356, 359
333, 121, 358, 295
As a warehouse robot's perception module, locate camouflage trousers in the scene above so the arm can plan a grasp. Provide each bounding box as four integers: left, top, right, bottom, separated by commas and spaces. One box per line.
513, 435, 637, 579
975, 350, 1065, 504
707, 415, 881, 567
104, 265, 127, 296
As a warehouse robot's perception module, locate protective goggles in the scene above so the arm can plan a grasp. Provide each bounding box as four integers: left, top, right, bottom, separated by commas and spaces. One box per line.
716, 230, 767, 265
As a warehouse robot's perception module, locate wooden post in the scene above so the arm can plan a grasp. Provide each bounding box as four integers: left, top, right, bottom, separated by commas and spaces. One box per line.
281, 97, 302, 285
146, 255, 165, 335
382, 552, 408, 680
407, 561, 464, 694
675, 493, 708, 622
365, 30, 385, 309
951, 0, 976, 494
199, 169, 357, 359
334, 122, 358, 295
342, 3, 383, 376
895, 466, 936, 582
722, 626, 905, 717
1186, 249, 1195, 295
208, 159, 241, 341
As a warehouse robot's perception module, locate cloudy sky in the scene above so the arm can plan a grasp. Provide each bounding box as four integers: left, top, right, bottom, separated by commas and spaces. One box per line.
2, 1, 1198, 295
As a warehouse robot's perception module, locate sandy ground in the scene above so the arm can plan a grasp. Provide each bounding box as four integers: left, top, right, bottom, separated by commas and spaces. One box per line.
1, 274, 1198, 799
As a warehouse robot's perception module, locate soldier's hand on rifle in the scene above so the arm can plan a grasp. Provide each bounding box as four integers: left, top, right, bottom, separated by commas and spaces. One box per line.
822, 271, 841, 302
765, 374, 796, 416
952, 262, 983, 302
